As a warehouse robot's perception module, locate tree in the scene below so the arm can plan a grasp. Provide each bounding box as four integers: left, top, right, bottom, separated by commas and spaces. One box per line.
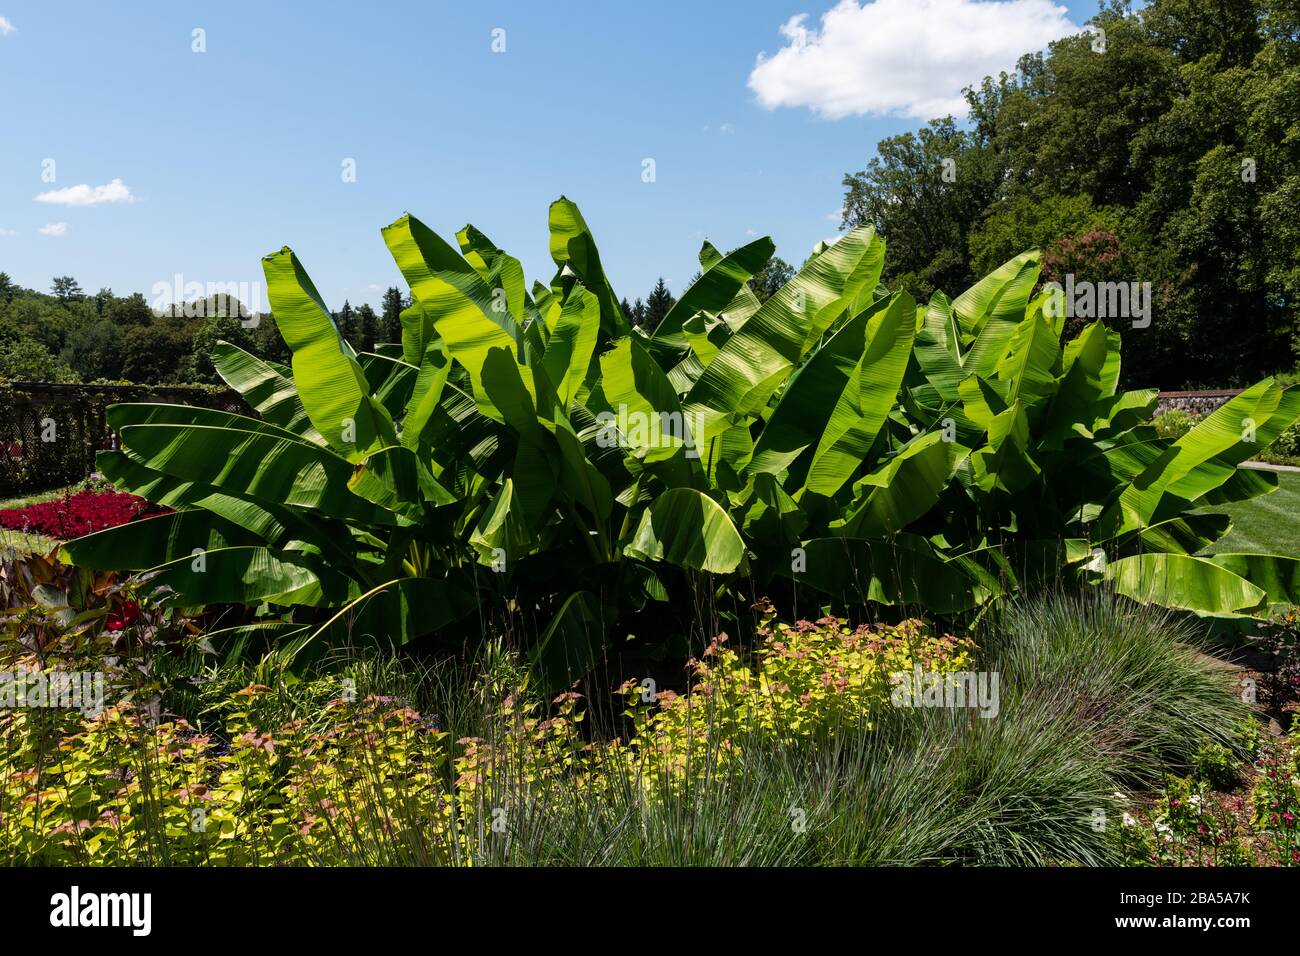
0, 273, 16, 304
841, 117, 999, 301
107, 292, 155, 327
335, 300, 357, 349
0, 339, 79, 383
51, 276, 84, 302
249, 314, 291, 365
60, 319, 125, 381
842, 0, 1300, 386
381, 287, 405, 345
644, 279, 674, 330
751, 256, 795, 303
121, 322, 194, 384
356, 303, 379, 353
190, 313, 255, 383
967, 194, 1129, 277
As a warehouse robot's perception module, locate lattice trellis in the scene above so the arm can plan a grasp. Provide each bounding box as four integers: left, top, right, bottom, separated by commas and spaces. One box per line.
0, 382, 247, 497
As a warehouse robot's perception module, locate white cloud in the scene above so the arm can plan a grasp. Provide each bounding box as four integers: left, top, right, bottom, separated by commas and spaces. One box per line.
749, 0, 1077, 120
34, 178, 135, 206
0, 227, 16, 237
718, 122, 735, 135
0, 17, 15, 35
39, 222, 68, 237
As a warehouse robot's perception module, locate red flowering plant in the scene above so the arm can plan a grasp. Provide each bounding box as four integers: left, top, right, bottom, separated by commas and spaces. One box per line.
0, 488, 164, 541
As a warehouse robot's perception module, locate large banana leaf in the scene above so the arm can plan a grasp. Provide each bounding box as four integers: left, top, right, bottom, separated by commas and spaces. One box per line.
211, 340, 321, 441
150, 546, 354, 608
530, 591, 608, 695
115, 423, 394, 524
1207, 553, 1300, 606
955, 251, 1041, 377
263, 247, 395, 459
683, 225, 884, 442
541, 285, 600, 407
831, 432, 969, 537
547, 197, 626, 338
804, 290, 917, 497
651, 236, 775, 351
749, 292, 892, 479
623, 488, 747, 574
1105, 553, 1266, 615
58, 510, 260, 570
786, 534, 985, 614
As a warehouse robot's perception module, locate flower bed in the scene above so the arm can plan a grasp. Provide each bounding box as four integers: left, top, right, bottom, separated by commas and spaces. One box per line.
0, 488, 159, 540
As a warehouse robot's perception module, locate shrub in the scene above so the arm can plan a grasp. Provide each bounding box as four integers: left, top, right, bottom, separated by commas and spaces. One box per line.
1260, 420, 1300, 466
1152, 408, 1199, 441
1120, 776, 1253, 867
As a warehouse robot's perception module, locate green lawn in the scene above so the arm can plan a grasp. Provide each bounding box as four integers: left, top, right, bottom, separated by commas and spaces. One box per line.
1201, 469, 1300, 557
0, 484, 72, 555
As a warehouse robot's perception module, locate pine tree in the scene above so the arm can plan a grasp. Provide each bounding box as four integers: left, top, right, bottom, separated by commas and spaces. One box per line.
335, 300, 357, 348
0, 272, 16, 303
631, 297, 648, 328
644, 278, 674, 329
381, 286, 404, 345
51, 276, 84, 302
356, 303, 379, 353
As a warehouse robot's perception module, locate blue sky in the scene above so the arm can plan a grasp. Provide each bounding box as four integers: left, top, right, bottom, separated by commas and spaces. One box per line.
0, 0, 1101, 313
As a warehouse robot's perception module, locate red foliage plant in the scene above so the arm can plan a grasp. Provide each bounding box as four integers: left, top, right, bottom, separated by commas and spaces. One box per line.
0, 489, 163, 540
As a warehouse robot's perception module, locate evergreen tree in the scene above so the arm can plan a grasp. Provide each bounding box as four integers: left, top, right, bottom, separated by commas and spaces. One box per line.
356, 303, 379, 353
644, 278, 674, 329
51, 276, 84, 302
335, 300, 357, 349
381, 286, 404, 345
0, 272, 16, 303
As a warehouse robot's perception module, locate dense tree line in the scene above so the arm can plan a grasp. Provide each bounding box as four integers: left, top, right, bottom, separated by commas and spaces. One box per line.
0, 273, 412, 386
841, 0, 1299, 388
0, 269, 703, 385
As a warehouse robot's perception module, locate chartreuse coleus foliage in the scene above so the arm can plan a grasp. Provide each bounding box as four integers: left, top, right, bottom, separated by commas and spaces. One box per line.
60, 199, 1300, 688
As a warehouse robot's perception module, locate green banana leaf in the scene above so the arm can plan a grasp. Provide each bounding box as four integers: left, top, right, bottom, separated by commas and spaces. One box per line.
530, 590, 609, 695
262, 246, 395, 459
211, 340, 321, 441
623, 488, 747, 574
1105, 553, 1266, 615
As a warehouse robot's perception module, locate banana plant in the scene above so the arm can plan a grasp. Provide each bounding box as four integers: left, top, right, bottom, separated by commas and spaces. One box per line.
59, 199, 1300, 690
